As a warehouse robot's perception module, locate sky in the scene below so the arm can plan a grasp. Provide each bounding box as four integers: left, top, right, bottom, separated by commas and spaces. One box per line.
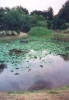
0, 0, 67, 14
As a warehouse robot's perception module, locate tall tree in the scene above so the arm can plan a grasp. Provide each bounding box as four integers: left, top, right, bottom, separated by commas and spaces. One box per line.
58, 0, 69, 23
13, 6, 29, 15
0, 7, 5, 30
47, 7, 53, 20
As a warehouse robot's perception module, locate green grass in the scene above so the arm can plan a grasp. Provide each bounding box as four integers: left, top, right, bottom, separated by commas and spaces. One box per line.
29, 27, 52, 37
8, 85, 69, 94
53, 33, 69, 42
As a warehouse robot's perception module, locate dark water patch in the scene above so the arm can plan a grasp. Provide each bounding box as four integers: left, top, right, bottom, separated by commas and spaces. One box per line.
40, 65, 43, 68
9, 49, 29, 55
0, 64, 7, 69
59, 53, 69, 61
14, 73, 19, 75
28, 80, 52, 90
28, 69, 31, 72
0, 64, 7, 73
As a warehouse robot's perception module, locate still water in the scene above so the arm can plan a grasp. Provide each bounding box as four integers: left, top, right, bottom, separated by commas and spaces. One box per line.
0, 54, 69, 91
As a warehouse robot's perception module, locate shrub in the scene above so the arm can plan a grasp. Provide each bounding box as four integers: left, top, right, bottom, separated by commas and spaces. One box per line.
29, 27, 52, 36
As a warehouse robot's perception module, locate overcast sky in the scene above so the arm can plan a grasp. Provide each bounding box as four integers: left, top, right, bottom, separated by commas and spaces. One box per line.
0, 0, 67, 14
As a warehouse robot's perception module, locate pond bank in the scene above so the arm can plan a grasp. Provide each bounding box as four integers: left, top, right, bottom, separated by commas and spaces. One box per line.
0, 32, 28, 41
0, 87, 69, 100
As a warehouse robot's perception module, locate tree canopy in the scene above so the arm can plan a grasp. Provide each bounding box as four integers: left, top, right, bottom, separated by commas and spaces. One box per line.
0, 0, 69, 33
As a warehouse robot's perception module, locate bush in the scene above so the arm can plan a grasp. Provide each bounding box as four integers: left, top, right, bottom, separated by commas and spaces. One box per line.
29, 27, 52, 36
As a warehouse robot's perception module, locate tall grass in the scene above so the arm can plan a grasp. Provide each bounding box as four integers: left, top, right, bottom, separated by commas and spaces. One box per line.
53, 33, 69, 42
29, 27, 52, 37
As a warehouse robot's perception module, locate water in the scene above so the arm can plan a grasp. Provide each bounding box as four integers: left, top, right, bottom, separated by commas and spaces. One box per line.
0, 54, 69, 91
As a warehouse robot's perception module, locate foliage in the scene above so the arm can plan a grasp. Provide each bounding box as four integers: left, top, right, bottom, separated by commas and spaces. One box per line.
0, 7, 5, 30
13, 6, 29, 15
29, 27, 52, 36
52, 0, 69, 30
0, 36, 69, 72
0, 0, 69, 32
53, 33, 69, 42
61, 23, 68, 30
52, 15, 65, 29
2, 9, 31, 32
58, 0, 69, 23
0, 6, 30, 32
30, 14, 45, 27
30, 7, 53, 21
36, 21, 48, 28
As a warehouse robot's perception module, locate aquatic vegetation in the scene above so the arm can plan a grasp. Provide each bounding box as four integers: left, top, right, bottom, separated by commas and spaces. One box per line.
0, 36, 69, 72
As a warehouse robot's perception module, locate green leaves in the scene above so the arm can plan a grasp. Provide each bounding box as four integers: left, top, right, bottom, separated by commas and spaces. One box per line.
0, 37, 69, 72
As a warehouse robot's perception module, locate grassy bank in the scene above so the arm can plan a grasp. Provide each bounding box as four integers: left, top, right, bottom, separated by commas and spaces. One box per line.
53, 33, 69, 42
0, 86, 69, 100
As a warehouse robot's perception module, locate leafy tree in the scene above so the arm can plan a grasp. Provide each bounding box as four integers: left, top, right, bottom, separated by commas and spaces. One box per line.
30, 7, 54, 21
36, 21, 47, 28
52, 15, 65, 29
13, 6, 29, 15
30, 14, 38, 26
61, 23, 68, 30
2, 9, 30, 32
4, 7, 10, 12
0, 7, 5, 30
58, 0, 69, 23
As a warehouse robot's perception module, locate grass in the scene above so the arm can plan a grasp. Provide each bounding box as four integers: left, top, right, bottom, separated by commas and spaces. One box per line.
8, 85, 69, 94
53, 32, 69, 42
29, 27, 52, 37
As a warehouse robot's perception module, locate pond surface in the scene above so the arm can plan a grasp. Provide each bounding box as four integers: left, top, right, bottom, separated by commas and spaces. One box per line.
0, 37, 69, 91
0, 54, 69, 91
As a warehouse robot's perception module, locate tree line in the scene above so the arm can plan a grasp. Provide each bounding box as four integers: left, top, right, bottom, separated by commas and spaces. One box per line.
0, 0, 69, 33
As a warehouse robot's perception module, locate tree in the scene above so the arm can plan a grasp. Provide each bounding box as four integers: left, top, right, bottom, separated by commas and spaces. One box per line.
61, 23, 68, 30
0, 7, 5, 30
13, 6, 29, 15
47, 7, 53, 20
2, 9, 30, 32
30, 8, 54, 21
36, 21, 47, 28
58, 0, 69, 23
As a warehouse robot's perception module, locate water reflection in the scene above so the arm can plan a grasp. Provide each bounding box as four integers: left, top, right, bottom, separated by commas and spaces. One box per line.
0, 54, 69, 91
0, 64, 7, 73
60, 54, 69, 61
28, 80, 52, 90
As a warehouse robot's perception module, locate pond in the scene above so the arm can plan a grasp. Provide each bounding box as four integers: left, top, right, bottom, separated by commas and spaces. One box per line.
0, 37, 69, 91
